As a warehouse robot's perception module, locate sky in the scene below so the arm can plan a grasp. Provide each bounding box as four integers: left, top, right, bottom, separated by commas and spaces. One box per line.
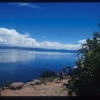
0, 3, 100, 50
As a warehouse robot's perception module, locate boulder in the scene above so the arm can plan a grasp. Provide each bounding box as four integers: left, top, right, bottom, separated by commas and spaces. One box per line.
9, 82, 24, 90
28, 82, 36, 85
33, 79, 41, 85
23, 83, 31, 87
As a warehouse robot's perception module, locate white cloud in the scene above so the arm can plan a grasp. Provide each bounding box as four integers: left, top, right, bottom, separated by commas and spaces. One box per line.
9, 2, 41, 9
78, 39, 86, 44
38, 41, 81, 50
0, 38, 7, 43
0, 27, 82, 50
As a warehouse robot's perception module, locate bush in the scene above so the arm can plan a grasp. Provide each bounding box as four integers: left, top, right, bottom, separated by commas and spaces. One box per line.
67, 23, 100, 95
49, 77, 55, 82
39, 78, 46, 83
40, 70, 57, 78
5, 81, 12, 87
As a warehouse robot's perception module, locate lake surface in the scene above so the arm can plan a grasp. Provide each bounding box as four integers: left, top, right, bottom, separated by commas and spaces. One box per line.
0, 49, 78, 86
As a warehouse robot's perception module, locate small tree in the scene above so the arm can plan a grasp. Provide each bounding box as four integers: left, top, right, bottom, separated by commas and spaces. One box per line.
68, 24, 100, 95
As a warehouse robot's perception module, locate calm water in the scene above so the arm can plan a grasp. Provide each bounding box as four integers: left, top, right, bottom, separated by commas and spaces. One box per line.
0, 49, 78, 86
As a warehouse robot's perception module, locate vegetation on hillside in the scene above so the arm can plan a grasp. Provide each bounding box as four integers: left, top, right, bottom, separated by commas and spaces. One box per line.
67, 23, 100, 95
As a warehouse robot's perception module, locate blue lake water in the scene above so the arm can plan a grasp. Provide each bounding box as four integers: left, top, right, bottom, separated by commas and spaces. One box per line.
0, 49, 78, 86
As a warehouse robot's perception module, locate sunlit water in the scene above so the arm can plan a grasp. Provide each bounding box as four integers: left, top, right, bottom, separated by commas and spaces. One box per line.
0, 49, 78, 86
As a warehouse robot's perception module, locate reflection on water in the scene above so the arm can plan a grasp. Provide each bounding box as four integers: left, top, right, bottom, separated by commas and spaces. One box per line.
0, 49, 76, 63
0, 49, 35, 63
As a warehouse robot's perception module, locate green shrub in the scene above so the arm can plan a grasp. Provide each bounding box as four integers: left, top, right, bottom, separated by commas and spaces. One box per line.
49, 77, 55, 82
5, 81, 12, 87
67, 23, 100, 95
39, 78, 46, 83
40, 70, 57, 78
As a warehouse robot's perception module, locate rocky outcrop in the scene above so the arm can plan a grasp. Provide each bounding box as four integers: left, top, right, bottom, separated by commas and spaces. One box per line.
1, 78, 70, 96
9, 82, 24, 90
33, 79, 41, 85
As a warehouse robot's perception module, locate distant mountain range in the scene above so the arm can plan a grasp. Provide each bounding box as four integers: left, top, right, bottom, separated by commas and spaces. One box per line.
0, 46, 78, 53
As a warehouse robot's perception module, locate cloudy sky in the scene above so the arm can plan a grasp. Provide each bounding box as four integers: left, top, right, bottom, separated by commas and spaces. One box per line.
0, 3, 100, 50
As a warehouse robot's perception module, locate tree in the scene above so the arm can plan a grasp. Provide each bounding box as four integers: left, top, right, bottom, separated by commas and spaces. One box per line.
68, 24, 100, 95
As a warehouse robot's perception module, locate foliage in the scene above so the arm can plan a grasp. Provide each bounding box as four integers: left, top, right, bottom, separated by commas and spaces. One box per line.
5, 81, 12, 87
39, 78, 47, 83
67, 26, 100, 95
39, 77, 55, 83
49, 77, 55, 82
40, 70, 57, 78
62, 87, 69, 92
40, 70, 57, 83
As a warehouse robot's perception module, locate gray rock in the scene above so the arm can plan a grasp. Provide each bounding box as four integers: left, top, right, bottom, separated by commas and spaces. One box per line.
23, 83, 30, 87
4, 87, 6, 90
28, 82, 36, 85
25, 83, 30, 85
23, 84, 26, 87
9, 82, 24, 90
33, 79, 41, 85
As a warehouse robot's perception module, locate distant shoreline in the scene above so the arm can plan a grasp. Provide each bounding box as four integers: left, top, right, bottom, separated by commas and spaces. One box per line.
0, 46, 78, 53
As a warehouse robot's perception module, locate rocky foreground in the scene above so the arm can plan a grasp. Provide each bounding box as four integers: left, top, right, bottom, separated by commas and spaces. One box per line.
1, 77, 75, 96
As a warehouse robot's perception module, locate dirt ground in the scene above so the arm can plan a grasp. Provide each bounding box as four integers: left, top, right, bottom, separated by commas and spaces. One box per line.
1, 78, 70, 96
